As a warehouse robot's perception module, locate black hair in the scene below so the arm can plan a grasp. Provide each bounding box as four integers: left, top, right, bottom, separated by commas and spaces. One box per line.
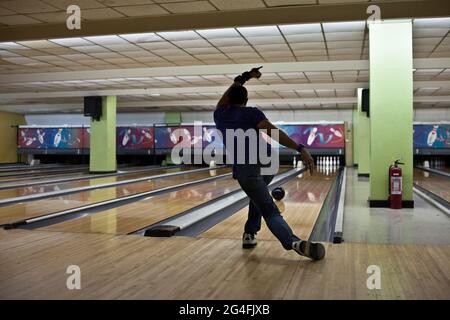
228, 86, 248, 106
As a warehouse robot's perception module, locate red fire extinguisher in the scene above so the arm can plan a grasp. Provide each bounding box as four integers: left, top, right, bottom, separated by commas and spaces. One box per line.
389, 159, 404, 209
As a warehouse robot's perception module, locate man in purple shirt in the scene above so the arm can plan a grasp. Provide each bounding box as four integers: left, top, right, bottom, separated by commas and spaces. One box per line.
214, 67, 325, 260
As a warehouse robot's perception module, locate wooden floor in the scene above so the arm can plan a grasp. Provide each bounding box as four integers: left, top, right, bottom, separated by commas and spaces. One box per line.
414, 169, 450, 202
0, 166, 189, 200
0, 167, 230, 226
202, 170, 336, 241
0, 229, 448, 300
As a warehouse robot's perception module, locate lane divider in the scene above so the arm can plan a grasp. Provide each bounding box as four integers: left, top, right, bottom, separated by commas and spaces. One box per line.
333, 167, 347, 243
413, 185, 450, 217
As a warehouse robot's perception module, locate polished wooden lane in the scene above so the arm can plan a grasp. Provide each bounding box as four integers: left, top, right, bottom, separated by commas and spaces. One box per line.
0, 167, 230, 226
202, 169, 336, 241
414, 168, 450, 202
0, 171, 87, 183
0, 229, 448, 299
40, 168, 291, 235
0, 166, 194, 200
0, 166, 88, 179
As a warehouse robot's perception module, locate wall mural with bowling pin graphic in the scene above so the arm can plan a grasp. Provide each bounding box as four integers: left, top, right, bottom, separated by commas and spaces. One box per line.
18, 127, 84, 149
277, 124, 345, 148
413, 124, 450, 148
116, 127, 154, 149
18, 123, 450, 152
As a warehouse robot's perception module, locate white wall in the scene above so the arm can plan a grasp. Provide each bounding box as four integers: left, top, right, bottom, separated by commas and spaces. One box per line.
25, 112, 165, 126
414, 108, 450, 122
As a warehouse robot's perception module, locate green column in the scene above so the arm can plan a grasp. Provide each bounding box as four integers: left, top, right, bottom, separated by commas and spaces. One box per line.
356, 88, 370, 176
165, 112, 181, 124
369, 20, 413, 205
90, 96, 116, 173
164, 112, 181, 165
352, 106, 359, 166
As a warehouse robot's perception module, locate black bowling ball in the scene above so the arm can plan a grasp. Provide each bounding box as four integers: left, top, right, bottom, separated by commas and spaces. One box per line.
271, 187, 285, 201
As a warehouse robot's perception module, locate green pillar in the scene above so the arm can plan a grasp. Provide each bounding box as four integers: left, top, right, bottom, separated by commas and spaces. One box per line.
90, 96, 116, 173
352, 106, 359, 166
369, 20, 413, 206
164, 112, 181, 165
165, 112, 181, 124
356, 88, 370, 176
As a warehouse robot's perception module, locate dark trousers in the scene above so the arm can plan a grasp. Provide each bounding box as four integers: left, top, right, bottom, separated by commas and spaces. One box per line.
233, 165, 300, 250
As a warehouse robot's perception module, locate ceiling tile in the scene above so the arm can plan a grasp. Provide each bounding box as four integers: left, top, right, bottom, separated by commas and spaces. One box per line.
160, 1, 216, 13
196, 28, 239, 39
246, 36, 285, 45
238, 26, 281, 37
113, 4, 169, 16
209, 37, 248, 46
157, 30, 201, 41
279, 23, 322, 35
323, 21, 366, 33
325, 32, 365, 41
286, 33, 324, 43
172, 39, 211, 48
0, 15, 42, 25
0, 0, 59, 13
28, 11, 68, 23
265, 0, 315, 5
119, 33, 164, 43
84, 35, 129, 45
414, 18, 450, 29
51, 38, 92, 46
81, 8, 126, 20
186, 47, 220, 55
17, 40, 60, 49
210, 0, 265, 10
44, 0, 105, 9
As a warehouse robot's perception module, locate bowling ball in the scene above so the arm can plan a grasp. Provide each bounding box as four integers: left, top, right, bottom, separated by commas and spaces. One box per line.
271, 187, 285, 201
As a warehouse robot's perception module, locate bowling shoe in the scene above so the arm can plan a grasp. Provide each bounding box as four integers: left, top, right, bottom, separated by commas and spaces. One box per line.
242, 233, 257, 249
292, 240, 325, 260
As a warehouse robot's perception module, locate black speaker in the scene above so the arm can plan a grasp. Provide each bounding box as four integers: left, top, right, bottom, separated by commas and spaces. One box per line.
84, 96, 102, 121
361, 89, 370, 117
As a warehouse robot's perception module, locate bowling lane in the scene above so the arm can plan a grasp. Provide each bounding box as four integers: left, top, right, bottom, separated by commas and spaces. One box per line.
39, 168, 291, 235
414, 168, 450, 202
201, 169, 336, 241
0, 166, 88, 180
0, 166, 195, 200
0, 170, 87, 183
0, 167, 230, 226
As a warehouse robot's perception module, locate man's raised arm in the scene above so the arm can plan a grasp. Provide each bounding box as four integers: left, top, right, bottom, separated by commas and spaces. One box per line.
216, 67, 262, 108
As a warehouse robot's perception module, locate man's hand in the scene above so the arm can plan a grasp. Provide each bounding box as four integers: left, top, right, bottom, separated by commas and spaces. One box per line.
249, 66, 262, 79
300, 148, 315, 175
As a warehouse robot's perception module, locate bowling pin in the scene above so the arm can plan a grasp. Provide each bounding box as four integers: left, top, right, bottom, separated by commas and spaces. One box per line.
168, 128, 178, 144
424, 160, 430, 168
142, 130, 152, 140
330, 127, 343, 138
293, 157, 297, 168
209, 160, 216, 168
26, 137, 36, 146
122, 129, 131, 146
54, 128, 62, 147
307, 127, 318, 146
37, 129, 45, 144
203, 127, 213, 143
426, 126, 438, 147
